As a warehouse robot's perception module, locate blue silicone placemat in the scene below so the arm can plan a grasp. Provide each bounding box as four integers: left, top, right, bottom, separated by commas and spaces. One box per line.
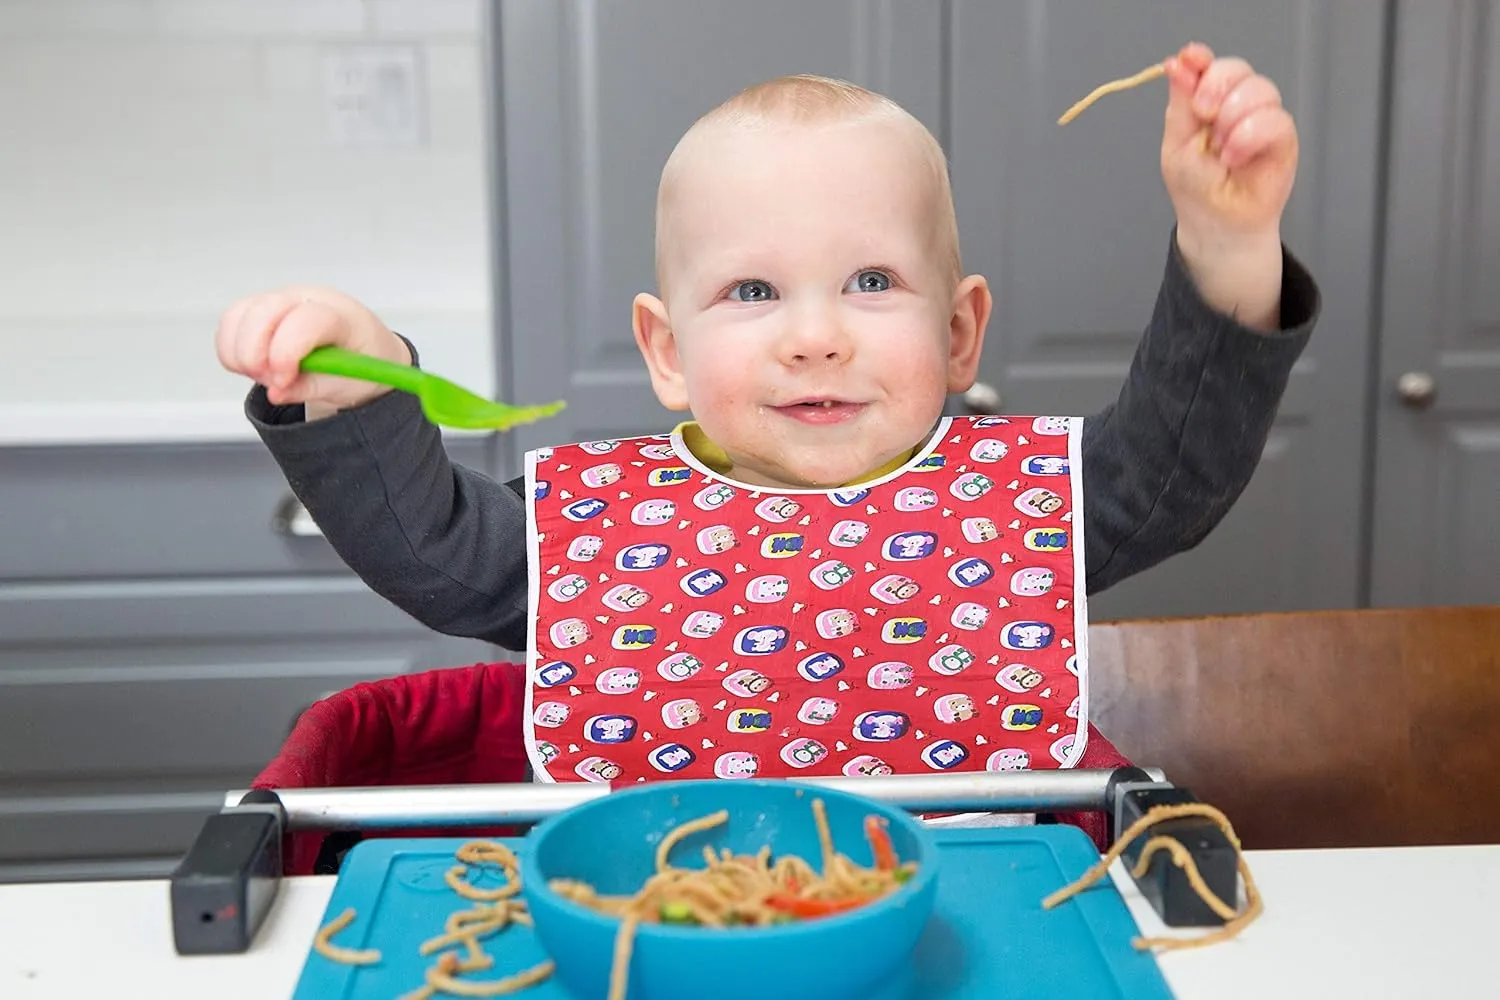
291, 826, 1173, 999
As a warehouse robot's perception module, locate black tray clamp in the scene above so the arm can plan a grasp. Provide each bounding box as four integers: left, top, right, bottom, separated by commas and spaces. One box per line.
170, 789, 286, 956
1108, 770, 1239, 926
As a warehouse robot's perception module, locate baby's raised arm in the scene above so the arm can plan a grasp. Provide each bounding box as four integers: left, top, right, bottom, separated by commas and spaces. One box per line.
219, 292, 533, 650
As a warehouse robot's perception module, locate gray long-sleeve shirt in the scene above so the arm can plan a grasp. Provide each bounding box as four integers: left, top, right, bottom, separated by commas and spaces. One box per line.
246, 233, 1319, 651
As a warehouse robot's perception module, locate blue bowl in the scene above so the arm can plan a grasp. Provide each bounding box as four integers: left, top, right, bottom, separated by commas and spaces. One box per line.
520, 779, 939, 1000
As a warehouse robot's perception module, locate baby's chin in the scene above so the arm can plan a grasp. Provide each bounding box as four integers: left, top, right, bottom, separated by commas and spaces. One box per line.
733, 449, 888, 490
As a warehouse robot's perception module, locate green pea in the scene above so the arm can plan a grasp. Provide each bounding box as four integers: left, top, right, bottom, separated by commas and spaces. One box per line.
660, 901, 697, 924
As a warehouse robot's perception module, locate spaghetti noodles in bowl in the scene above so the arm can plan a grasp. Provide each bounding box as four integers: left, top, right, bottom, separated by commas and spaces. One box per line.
520, 779, 938, 1000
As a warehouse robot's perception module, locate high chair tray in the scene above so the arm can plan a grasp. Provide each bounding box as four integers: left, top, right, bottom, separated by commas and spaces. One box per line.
291, 826, 1174, 1000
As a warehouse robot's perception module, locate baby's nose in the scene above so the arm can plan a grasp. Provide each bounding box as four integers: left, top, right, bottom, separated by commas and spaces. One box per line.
778, 302, 853, 362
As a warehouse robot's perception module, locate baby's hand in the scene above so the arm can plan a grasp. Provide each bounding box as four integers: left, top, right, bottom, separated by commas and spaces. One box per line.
214, 287, 410, 411
1160, 42, 1298, 251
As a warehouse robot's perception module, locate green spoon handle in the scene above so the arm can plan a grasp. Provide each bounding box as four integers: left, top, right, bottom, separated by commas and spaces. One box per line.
299, 345, 428, 395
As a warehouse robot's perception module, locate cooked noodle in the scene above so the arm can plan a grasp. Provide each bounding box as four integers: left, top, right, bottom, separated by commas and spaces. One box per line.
608, 914, 641, 1000
316, 812, 912, 999
289, 838, 550, 1000
553, 800, 917, 1000
312, 907, 382, 965
318, 795, 1254, 997
445, 864, 523, 903
1041, 801, 1263, 951
419, 951, 558, 997
653, 809, 729, 873
1057, 63, 1167, 124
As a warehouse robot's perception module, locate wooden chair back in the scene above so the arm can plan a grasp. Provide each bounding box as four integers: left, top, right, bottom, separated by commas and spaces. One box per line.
1086, 605, 1500, 850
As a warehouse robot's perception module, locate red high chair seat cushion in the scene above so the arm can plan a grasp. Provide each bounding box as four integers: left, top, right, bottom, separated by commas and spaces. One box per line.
253, 662, 1132, 875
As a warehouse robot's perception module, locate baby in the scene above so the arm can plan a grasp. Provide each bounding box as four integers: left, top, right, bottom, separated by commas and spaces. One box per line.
221, 43, 1313, 556
229, 44, 1318, 825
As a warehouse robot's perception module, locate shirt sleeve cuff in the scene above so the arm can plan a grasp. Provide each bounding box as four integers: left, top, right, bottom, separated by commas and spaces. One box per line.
243, 333, 423, 432
1163, 227, 1322, 341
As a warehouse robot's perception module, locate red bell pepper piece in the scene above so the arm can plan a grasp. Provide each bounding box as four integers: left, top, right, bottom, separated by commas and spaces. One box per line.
865, 815, 898, 871
763, 894, 872, 920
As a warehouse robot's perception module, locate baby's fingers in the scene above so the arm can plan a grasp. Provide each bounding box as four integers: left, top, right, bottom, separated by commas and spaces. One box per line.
264, 372, 332, 407
1172, 41, 1215, 75
214, 296, 255, 373
1212, 75, 1282, 155
264, 299, 346, 389
1162, 54, 1208, 150
1193, 56, 1255, 119
232, 293, 302, 387
1219, 104, 1297, 170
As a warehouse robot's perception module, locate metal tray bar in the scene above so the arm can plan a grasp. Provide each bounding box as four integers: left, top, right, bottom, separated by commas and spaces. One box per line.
223, 768, 1166, 831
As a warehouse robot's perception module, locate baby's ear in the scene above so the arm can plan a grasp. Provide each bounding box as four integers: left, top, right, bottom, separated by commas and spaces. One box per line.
946, 275, 992, 392
633, 293, 690, 411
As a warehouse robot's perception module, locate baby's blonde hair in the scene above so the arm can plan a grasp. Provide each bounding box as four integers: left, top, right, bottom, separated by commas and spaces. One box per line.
654, 74, 962, 292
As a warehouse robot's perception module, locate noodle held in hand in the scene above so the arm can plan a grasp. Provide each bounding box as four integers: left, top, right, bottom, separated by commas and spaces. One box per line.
550, 799, 918, 1000
1057, 62, 1167, 124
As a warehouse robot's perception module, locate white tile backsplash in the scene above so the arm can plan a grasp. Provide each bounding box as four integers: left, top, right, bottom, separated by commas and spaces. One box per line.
261, 40, 479, 98
0, 40, 260, 94
148, 0, 368, 38
0, 0, 494, 444
260, 42, 329, 93
367, 0, 481, 37
424, 41, 483, 94
0, 1, 154, 37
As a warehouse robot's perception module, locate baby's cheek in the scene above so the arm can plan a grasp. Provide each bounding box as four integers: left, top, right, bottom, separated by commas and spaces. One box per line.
875, 322, 948, 383
691, 390, 760, 456
681, 344, 755, 411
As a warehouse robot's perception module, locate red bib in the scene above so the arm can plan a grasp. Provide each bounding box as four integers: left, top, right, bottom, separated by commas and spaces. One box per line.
522, 416, 1088, 786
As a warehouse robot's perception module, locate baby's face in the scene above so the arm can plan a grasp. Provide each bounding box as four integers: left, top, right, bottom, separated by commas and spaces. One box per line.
637, 117, 983, 489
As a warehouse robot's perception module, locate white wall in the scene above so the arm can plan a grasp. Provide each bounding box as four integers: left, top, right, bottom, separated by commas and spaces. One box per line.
0, 0, 494, 444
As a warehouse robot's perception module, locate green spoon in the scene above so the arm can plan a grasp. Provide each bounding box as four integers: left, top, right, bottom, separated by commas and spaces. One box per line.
299, 346, 565, 431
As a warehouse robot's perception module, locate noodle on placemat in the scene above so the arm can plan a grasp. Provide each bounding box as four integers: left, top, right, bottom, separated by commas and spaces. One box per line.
310, 838, 553, 996
394, 839, 555, 999
553, 799, 917, 1000
444, 843, 525, 903
412, 950, 557, 998
313, 907, 383, 965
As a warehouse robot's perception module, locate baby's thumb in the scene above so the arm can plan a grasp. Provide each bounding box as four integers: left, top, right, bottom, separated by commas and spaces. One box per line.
265, 299, 340, 389
264, 372, 312, 406
1162, 57, 1206, 152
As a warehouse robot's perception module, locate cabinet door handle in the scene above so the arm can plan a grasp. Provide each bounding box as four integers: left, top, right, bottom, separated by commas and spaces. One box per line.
272, 493, 324, 538
963, 382, 1003, 412
1396, 371, 1436, 408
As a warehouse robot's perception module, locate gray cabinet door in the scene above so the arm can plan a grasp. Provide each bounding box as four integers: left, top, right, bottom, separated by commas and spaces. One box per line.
1369, 0, 1500, 607
948, 0, 1388, 619
492, 0, 944, 479
0, 576, 499, 883
0, 439, 502, 883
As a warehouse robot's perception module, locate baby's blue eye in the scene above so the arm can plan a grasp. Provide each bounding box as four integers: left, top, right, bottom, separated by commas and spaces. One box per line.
729, 280, 776, 302
848, 270, 892, 293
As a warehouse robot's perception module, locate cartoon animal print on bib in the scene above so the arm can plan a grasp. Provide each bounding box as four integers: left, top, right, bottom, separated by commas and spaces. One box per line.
524, 416, 1088, 785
